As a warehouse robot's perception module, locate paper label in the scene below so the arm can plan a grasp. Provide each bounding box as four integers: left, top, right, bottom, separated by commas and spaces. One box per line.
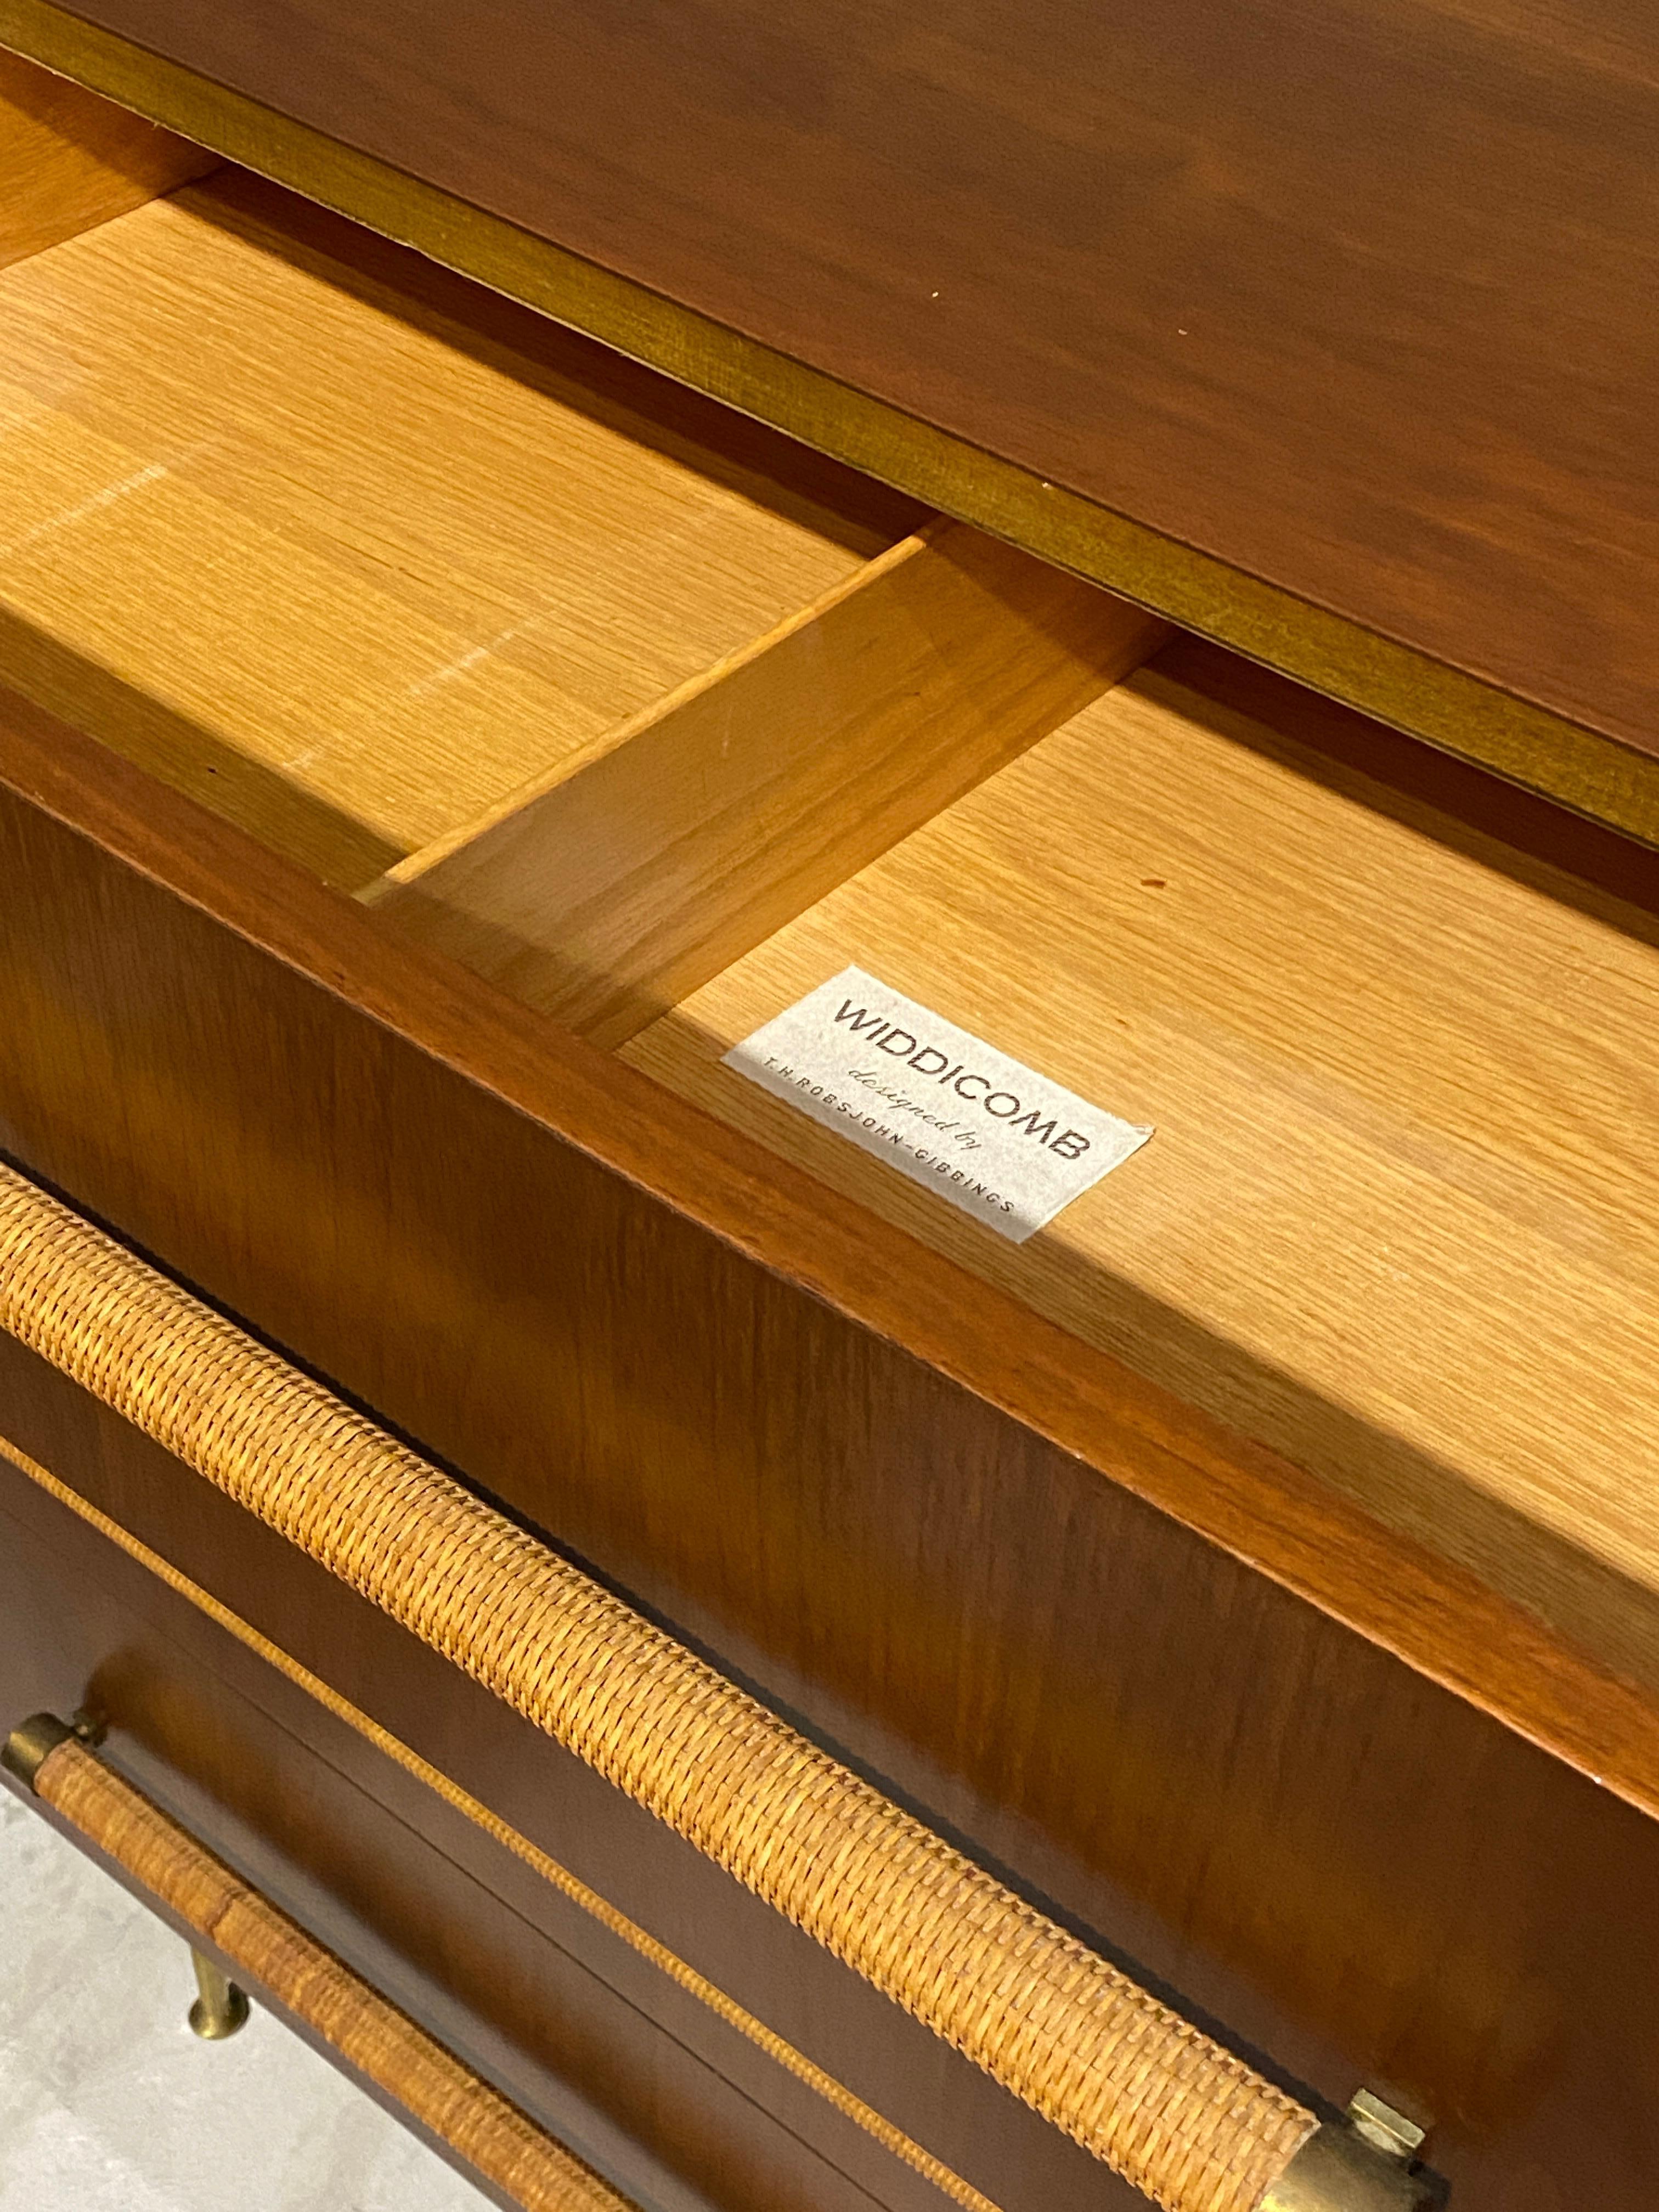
721, 967, 1152, 1243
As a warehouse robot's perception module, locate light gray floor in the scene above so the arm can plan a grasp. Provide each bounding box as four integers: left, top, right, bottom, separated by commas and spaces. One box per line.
0, 1788, 490, 2211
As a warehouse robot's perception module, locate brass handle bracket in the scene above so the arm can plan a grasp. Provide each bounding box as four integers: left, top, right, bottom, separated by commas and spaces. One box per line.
2, 1710, 74, 1790
1263, 2095, 1434, 2211
2, 1706, 102, 1791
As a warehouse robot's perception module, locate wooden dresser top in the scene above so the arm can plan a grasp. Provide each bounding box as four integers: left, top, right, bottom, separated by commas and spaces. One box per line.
8, 0, 1659, 842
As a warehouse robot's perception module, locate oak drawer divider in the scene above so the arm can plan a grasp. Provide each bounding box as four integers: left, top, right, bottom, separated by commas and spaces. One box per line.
369, 522, 1166, 1047
0, 49, 215, 268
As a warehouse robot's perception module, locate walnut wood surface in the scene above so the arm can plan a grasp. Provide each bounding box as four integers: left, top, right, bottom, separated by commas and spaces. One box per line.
6, 690, 1659, 1828
3, 1114, 1658, 2205
628, 634, 1659, 1695
8, 0, 1659, 831
0, 166, 906, 888
0, 48, 212, 266
374, 524, 1166, 1045
4, 692, 1659, 2209
0, 1150, 1330, 2212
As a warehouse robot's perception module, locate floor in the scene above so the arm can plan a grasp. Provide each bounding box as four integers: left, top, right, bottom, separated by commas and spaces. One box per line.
0, 1787, 490, 2211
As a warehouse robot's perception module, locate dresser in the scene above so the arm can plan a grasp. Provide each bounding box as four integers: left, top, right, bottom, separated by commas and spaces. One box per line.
1, 9, 1656, 2209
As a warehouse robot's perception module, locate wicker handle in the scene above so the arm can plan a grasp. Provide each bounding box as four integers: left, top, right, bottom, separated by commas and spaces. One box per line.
1, 1714, 634, 2212
0, 1158, 1427, 2212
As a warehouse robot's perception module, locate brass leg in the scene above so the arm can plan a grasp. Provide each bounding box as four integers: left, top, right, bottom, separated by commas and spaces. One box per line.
188, 1949, 250, 2041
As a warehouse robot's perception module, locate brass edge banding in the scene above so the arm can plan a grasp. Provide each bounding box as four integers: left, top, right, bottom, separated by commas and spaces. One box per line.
0, 1427, 1002, 2212
2, 0, 1656, 848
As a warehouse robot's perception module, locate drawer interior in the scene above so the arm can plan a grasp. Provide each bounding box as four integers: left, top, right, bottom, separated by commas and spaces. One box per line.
623, 644, 1659, 1684
0, 47, 217, 269
0, 164, 915, 889
3, 120, 1656, 1691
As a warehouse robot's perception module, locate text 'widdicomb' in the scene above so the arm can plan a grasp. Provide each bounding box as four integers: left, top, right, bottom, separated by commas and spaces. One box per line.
723, 967, 1152, 1242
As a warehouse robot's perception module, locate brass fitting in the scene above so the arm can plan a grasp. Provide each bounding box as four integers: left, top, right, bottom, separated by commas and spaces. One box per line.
1262, 2097, 1433, 2210
188, 1950, 251, 2041
1, 1711, 75, 1792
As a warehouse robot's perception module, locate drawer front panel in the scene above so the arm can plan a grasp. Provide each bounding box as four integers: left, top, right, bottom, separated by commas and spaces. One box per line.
3, 703, 1658, 2206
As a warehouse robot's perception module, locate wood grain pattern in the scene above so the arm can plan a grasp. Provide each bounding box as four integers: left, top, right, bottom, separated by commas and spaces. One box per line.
0, 47, 213, 267
5, 666, 1659, 2146
373, 525, 1166, 1045
6, 676, 1659, 1804
2, 1005, 1657, 2209
5, 0, 1659, 837
626, 635, 1659, 1696
0, 165, 909, 888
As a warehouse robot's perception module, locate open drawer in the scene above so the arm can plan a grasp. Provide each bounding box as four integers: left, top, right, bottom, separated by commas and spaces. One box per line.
3, 149, 1655, 1700
2, 68, 1658, 2212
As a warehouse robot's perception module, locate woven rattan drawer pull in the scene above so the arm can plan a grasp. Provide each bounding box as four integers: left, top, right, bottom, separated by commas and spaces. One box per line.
1, 1713, 635, 2212
0, 1158, 1426, 2212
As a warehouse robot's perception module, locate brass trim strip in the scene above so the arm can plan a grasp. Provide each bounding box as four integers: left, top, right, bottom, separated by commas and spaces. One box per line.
1, 0, 1656, 846
0, 1155, 1316, 2212
0, 1426, 1001, 2212
5, 1722, 642, 2212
